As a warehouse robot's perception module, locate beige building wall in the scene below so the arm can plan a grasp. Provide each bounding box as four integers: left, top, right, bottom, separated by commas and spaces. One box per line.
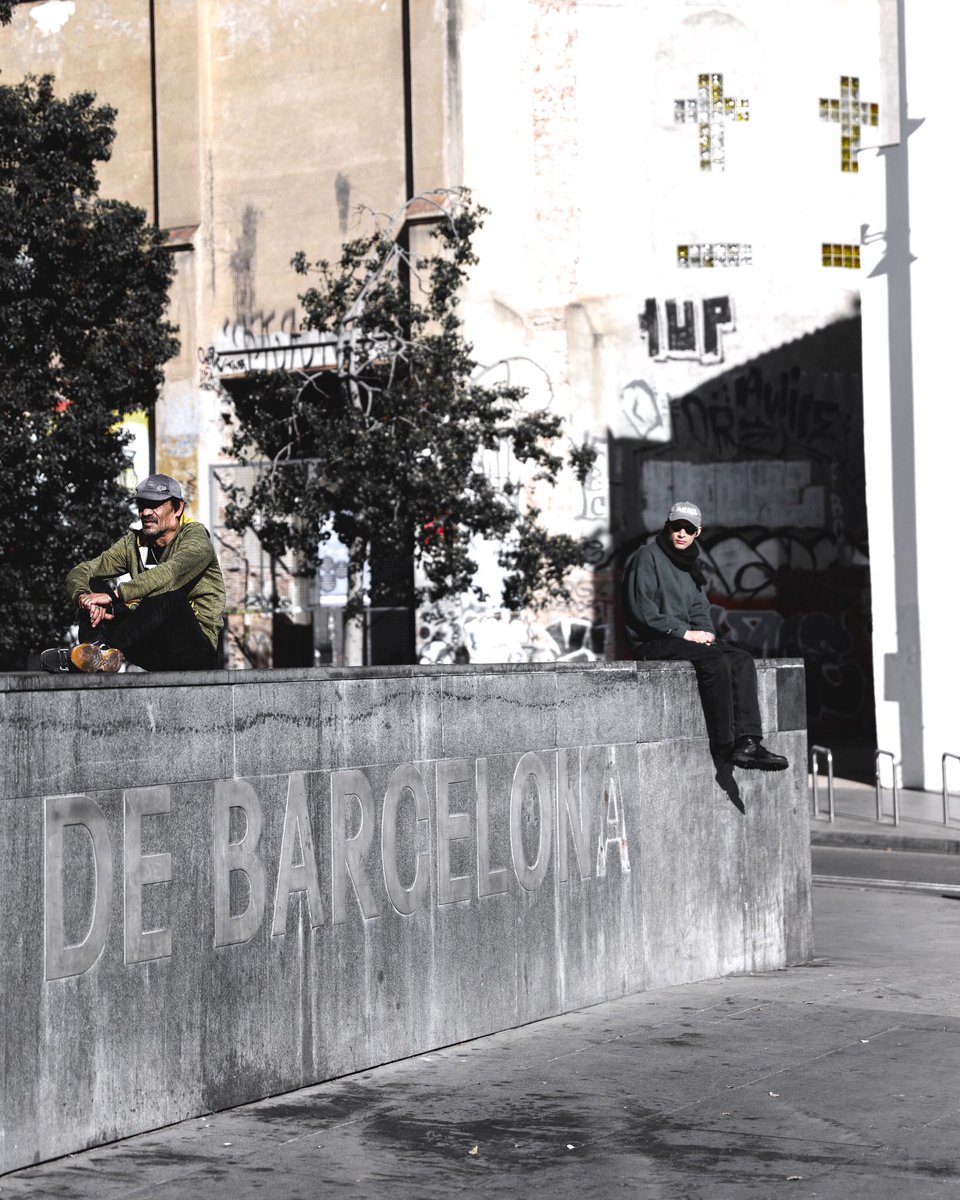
0, 0, 454, 490
1, 0, 457, 662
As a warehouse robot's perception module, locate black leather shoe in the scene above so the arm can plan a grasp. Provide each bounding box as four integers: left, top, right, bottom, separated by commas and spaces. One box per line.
40, 647, 76, 673
729, 736, 788, 772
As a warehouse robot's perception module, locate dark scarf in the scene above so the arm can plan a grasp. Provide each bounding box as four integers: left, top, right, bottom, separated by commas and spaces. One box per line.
656, 526, 707, 590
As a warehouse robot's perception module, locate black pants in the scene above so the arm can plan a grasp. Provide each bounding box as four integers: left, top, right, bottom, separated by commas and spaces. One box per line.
80, 578, 217, 672
635, 639, 762, 746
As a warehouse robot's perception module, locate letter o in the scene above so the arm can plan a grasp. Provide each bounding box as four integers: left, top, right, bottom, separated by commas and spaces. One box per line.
510, 752, 553, 892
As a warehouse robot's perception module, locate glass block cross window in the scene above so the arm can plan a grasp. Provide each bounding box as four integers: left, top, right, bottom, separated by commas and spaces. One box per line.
675, 73, 749, 172
819, 76, 879, 173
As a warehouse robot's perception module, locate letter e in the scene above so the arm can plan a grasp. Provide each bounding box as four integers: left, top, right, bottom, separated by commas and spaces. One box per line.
124, 786, 173, 964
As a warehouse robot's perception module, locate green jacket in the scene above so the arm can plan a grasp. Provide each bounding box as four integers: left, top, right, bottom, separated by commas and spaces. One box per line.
622, 540, 714, 650
65, 519, 226, 648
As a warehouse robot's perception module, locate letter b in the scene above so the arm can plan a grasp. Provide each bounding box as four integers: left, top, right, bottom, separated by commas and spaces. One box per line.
213, 780, 266, 946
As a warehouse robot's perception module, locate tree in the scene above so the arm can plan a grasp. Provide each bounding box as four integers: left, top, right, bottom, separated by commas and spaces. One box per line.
0, 74, 179, 667
223, 190, 595, 664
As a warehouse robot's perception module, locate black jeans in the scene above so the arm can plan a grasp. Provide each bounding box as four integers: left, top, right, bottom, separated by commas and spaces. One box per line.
80, 578, 217, 672
635, 638, 762, 746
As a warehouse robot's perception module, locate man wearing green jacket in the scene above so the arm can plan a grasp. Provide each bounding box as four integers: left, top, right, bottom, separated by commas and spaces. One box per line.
622, 500, 787, 771
41, 474, 226, 674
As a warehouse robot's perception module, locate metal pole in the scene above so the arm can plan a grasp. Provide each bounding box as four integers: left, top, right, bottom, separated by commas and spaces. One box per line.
942, 753, 960, 824
875, 749, 899, 825
810, 745, 835, 822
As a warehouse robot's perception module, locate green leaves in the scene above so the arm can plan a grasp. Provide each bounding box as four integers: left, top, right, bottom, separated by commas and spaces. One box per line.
225, 190, 588, 624
0, 74, 178, 665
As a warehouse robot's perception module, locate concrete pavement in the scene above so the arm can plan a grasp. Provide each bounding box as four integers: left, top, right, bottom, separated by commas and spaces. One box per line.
810, 775, 960, 854
2, 874, 958, 1199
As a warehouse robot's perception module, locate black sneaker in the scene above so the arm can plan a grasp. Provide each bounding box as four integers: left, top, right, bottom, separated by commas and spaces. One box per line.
729, 736, 789, 772
40, 647, 76, 673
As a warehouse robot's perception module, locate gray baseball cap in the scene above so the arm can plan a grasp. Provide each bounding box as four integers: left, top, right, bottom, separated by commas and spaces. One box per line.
135, 473, 184, 504
667, 500, 702, 527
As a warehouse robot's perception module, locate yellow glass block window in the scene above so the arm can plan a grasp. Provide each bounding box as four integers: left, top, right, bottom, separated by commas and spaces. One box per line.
822, 243, 861, 268
678, 243, 753, 268
820, 75, 879, 173
676, 72, 749, 172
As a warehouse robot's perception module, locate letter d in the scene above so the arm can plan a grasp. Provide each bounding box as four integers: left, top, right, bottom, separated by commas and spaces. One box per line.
44, 795, 113, 980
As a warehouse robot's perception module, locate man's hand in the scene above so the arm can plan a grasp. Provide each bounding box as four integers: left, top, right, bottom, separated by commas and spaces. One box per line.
78, 592, 114, 628
683, 630, 715, 645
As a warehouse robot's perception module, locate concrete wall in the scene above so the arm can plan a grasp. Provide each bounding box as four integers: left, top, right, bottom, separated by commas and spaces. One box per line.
0, 661, 810, 1173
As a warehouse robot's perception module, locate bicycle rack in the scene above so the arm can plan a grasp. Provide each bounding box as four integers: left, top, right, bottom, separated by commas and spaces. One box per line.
942, 753, 960, 825
810, 745, 834, 822
875, 749, 900, 826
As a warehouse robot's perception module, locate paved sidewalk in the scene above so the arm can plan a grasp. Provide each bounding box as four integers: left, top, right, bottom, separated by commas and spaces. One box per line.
809, 775, 960, 854
3, 880, 958, 1200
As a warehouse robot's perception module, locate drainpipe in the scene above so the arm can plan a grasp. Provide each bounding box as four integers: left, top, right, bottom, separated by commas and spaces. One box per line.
147, 0, 160, 471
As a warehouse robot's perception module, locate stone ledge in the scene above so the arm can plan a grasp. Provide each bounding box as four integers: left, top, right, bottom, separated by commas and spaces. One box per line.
0, 659, 810, 1173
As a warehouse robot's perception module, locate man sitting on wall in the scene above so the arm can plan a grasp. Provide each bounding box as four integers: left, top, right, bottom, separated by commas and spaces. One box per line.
41, 474, 226, 674
622, 500, 788, 772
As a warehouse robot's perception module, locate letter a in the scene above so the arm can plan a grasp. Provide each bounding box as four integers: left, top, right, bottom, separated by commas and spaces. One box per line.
272, 773, 324, 935
596, 749, 631, 878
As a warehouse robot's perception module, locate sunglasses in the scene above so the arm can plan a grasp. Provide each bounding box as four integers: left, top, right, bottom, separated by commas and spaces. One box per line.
668, 520, 698, 535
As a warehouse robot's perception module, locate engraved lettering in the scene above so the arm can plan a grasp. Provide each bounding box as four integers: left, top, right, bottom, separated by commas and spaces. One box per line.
213, 779, 266, 946
124, 787, 172, 964
331, 769, 380, 923
476, 757, 509, 897
557, 748, 591, 882
271, 772, 324, 936
44, 795, 113, 980
380, 763, 429, 916
436, 759, 472, 904
596, 748, 631, 877
510, 752, 553, 892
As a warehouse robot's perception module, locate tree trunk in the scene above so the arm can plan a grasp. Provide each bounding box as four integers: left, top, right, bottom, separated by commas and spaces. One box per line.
343, 538, 367, 666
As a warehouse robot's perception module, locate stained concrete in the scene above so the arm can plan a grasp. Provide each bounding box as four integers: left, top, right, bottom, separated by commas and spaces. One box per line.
1, 883, 956, 1199
0, 660, 809, 1173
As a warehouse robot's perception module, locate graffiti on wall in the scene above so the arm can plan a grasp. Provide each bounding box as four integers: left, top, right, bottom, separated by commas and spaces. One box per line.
617, 379, 671, 442
705, 528, 870, 726
199, 315, 337, 384
614, 314, 874, 742
669, 363, 862, 462
576, 433, 609, 525
229, 204, 260, 323
639, 296, 735, 364
417, 599, 607, 667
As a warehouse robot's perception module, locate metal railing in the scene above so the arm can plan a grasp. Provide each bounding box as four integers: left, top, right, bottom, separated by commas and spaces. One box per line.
875, 748, 900, 826
810, 745, 835, 822
943, 753, 960, 825
809, 747, 960, 828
